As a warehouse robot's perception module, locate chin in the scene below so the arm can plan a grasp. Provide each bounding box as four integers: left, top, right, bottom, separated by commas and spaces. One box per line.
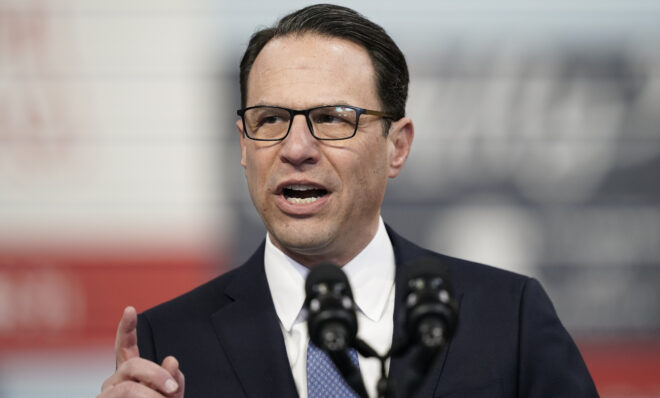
278, 235, 330, 253
270, 226, 334, 256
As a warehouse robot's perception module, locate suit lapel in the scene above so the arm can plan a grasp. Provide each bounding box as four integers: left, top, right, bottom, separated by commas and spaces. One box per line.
387, 226, 457, 397
207, 228, 455, 397
210, 244, 299, 398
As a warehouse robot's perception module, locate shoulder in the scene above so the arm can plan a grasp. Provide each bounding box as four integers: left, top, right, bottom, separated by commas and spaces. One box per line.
136, 244, 266, 362
142, 268, 234, 321
387, 225, 531, 297
140, 242, 265, 324
388, 226, 598, 394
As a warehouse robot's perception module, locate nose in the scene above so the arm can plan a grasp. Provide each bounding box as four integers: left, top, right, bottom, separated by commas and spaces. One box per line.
279, 114, 320, 167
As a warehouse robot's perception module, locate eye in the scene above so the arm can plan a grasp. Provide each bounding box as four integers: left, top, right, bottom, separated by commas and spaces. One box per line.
315, 113, 342, 124
257, 114, 286, 126
312, 108, 354, 125
250, 108, 289, 128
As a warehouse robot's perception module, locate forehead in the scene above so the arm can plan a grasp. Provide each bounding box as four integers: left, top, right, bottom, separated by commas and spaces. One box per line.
246, 34, 380, 109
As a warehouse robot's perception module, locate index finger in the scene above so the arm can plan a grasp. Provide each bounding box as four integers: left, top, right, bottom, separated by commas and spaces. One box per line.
114, 306, 140, 368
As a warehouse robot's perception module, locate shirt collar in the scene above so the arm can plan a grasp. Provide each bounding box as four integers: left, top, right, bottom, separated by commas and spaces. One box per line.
264, 217, 395, 332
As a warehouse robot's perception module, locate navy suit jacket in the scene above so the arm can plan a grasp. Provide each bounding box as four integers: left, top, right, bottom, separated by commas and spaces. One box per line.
137, 227, 598, 397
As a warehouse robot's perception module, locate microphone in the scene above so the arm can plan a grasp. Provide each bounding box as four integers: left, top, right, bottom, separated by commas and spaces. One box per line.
402, 257, 457, 350
396, 257, 458, 398
305, 263, 368, 398
305, 263, 358, 351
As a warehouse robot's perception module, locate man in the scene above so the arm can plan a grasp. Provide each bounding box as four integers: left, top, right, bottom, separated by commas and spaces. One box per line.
99, 4, 597, 398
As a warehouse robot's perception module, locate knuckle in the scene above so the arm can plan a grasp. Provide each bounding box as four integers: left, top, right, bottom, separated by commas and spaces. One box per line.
113, 381, 143, 396
101, 373, 120, 391
121, 356, 143, 374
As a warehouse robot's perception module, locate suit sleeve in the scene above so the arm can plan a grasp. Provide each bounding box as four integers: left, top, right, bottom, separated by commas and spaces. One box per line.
517, 278, 598, 397
137, 312, 158, 363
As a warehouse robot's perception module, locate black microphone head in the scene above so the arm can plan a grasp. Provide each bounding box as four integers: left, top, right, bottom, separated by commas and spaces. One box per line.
402, 257, 458, 350
305, 263, 353, 299
305, 263, 357, 352
402, 257, 453, 295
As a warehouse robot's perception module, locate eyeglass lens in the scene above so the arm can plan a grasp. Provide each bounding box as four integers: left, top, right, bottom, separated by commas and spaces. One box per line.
243, 106, 358, 140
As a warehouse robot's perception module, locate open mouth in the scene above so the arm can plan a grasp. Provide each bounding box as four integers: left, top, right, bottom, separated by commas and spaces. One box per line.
282, 184, 328, 204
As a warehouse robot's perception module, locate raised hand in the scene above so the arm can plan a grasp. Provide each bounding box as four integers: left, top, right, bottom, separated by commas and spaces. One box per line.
98, 307, 185, 397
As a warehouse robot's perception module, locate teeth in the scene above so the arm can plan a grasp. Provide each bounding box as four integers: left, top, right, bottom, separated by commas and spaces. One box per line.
286, 196, 320, 204
286, 184, 317, 191
282, 183, 326, 204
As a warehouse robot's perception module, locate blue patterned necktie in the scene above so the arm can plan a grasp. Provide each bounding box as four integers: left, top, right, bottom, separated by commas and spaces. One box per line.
306, 340, 360, 398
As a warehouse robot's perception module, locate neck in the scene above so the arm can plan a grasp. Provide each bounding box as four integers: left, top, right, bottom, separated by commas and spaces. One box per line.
269, 219, 381, 268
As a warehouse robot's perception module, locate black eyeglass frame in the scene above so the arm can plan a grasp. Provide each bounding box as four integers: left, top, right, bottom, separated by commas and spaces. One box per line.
236, 105, 394, 141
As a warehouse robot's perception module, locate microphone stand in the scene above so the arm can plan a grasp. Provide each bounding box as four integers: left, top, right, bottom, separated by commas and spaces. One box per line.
353, 338, 393, 398
353, 333, 445, 398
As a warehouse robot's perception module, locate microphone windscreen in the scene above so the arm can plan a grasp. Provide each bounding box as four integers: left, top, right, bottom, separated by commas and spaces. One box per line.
402, 256, 458, 349
305, 263, 352, 297
402, 257, 453, 295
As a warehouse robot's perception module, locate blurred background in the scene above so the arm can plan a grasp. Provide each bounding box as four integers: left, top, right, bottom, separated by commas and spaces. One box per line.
1, 0, 659, 396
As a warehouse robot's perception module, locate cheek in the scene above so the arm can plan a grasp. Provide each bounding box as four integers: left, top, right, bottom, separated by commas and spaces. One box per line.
244, 152, 265, 196
244, 148, 265, 181
364, 143, 389, 178
245, 148, 280, 205
347, 147, 389, 199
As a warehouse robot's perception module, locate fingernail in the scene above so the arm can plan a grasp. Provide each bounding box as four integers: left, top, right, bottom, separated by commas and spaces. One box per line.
164, 379, 179, 393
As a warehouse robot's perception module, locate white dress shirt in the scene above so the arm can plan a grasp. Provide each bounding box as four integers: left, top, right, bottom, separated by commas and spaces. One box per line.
264, 217, 396, 398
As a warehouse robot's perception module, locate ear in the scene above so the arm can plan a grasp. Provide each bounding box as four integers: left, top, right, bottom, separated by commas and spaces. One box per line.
237, 119, 247, 169
387, 117, 414, 178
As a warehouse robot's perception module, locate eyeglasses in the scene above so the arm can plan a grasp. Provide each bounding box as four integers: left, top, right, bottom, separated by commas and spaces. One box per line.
237, 105, 394, 141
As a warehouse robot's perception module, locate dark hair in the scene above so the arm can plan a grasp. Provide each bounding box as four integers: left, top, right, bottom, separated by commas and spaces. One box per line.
239, 4, 409, 122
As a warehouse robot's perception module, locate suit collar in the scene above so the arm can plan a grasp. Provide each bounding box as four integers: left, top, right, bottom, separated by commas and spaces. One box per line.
210, 242, 299, 398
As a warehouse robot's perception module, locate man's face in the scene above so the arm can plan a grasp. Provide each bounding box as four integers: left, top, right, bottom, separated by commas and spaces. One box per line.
238, 34, 412, 266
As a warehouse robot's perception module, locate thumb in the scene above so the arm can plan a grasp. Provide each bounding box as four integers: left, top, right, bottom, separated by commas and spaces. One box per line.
114, 306, 140, 368
162, 356, 185, 396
